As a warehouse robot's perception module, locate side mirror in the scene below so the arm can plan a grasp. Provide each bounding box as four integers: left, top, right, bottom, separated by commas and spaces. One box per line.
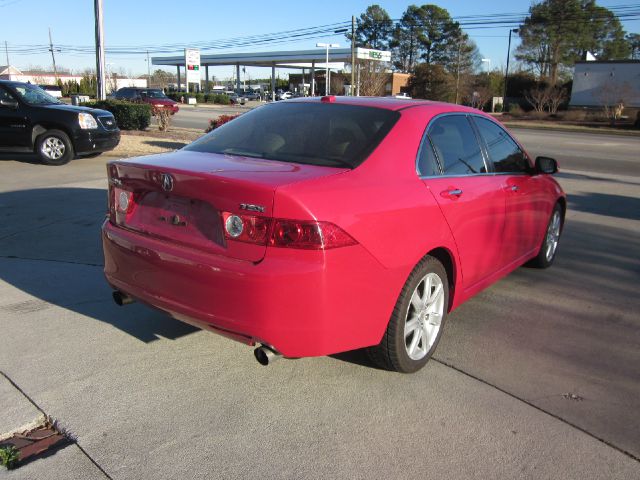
0, 98, 19, 109
535, 156, 558, 174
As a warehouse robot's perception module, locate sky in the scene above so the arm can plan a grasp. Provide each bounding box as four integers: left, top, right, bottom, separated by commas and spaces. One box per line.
1, 0, 638, 81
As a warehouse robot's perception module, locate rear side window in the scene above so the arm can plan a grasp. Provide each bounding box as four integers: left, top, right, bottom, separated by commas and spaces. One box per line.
473, 117, 529, 173
116, 89, 135, 99
185, 103, 400, 169
428, 115, 486, 175
416, 135, 440, 176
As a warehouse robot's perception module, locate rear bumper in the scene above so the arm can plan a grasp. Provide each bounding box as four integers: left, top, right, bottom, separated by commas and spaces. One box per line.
74, 129, 120, 155
102, 220, 395, 357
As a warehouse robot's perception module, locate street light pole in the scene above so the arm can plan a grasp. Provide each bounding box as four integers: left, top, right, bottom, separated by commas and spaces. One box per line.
94, 0, 106, 100
503, 28, 518, 109
316, 43, 339, 96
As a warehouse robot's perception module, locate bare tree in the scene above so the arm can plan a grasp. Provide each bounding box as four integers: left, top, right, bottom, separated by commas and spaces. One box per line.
546, 86, 567, 114
525, 87, 551, 113
357, 60, 390, 96
465, 86, 492, 111
595, 81, 633, 126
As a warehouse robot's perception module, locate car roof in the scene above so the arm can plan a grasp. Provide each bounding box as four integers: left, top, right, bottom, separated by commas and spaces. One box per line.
0, 79, 31, 87
287, 95, 481, 114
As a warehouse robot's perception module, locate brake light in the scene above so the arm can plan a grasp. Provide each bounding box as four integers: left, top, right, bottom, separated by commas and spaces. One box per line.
270, 220, 356, 249
222, 212, 271, 245
221, 212, 357, 250
110, 187, 137, 225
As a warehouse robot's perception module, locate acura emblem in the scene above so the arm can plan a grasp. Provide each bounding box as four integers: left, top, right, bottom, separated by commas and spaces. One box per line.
161, 173, 174, 191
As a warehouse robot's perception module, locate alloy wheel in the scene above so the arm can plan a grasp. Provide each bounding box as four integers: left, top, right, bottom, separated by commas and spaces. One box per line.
41, 137, 66, 160
545, 210, 561, 261
404, 272, 445, 361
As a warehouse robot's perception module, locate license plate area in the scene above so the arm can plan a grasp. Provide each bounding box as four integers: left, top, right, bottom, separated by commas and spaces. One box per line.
126, 192, 225, 248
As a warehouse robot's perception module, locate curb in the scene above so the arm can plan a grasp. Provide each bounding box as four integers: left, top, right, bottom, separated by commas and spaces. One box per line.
502, 122, 640, 137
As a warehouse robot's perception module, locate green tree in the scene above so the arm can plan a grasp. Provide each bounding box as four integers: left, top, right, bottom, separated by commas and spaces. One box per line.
391, 4, 479, 75
516, 0, 629, 85
350, 5, 394, 50
626, 33, 640, 59
408, 63, 455, 101
391, 5, 426, 72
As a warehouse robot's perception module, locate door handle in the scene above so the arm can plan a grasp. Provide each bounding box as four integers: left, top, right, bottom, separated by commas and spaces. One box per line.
510, 185, 519, 192
441, 188, 463, 198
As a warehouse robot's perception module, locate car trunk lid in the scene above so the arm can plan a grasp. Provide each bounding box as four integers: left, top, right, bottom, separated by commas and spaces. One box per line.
108, 150, 347, 262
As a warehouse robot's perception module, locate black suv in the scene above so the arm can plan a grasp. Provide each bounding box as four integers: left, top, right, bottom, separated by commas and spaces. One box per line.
0, 80, 120, 165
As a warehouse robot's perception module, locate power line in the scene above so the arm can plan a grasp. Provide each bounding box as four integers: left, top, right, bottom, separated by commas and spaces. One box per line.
3, 6, 639, 58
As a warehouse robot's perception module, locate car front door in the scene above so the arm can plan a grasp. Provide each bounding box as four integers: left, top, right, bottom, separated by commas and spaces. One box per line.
471, 116, 547, 264
418, 114, 507, 290
0, 86, 30, 149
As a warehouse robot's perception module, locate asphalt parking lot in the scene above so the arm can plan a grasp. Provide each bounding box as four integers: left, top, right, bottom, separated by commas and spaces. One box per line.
0, 129, 639, 479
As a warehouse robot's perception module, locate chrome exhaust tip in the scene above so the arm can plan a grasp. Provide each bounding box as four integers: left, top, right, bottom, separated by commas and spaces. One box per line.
254, 345, 281, 366
112, 290, 134, 306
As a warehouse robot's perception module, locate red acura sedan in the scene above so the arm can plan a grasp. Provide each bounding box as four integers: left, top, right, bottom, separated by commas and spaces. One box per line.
102, 96, 565, 373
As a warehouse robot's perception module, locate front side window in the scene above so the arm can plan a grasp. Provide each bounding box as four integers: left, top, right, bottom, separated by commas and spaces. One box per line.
428, 115, 486, 175
11, 84, 62, 105
473, 117, 529, 173
185, 102, 400, 169
0, 86, 15, 103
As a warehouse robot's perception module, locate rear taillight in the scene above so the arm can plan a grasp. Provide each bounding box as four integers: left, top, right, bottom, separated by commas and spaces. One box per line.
221, 212, 357, 250
221, 212, 271, 245
109, 187, 137, 225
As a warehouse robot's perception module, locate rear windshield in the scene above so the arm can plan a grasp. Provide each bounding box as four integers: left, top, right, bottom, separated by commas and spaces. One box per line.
185, 102, 400, 169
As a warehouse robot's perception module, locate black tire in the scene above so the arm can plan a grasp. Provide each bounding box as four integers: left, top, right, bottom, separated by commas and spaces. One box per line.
529, 203, 563, 269
36, 129, 74, 165
368, 256, 449, 373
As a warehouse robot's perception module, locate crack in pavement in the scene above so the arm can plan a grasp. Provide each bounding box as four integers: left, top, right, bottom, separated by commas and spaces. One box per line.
0, 371, 112, 479
0, 210, 106, 242
0, 255, 103, 268
432, 357, 640, 463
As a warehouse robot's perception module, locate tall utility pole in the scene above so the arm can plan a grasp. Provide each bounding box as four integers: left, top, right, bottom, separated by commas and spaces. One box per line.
454, 37, 462, 104
4, 41, 9, 66
48, 28, 59, 81
94, 0, 107, 100
503, 28, 518, 109
351, 16, 355, 96
146, 50, 150, 81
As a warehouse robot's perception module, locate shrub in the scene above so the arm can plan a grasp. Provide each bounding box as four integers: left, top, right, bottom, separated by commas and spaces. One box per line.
205, 114, 241, 133
560, 110, 587, 122
0, 445, 20, 470
152, 105, 172, 132
83, 99, 151, 130
508, 104, 524, 117
214, 94, 230, 105
195, 93, 205, 103
494, 103, 503, 113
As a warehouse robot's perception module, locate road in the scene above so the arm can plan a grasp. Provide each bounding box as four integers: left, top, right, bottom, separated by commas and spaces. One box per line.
0, 130, 638, 479
511, 128, 640, 177
172, 103, 257, 129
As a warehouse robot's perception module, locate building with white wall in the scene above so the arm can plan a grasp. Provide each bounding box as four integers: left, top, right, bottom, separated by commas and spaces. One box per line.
0, 65, 147, 93
570, 60, 640, 108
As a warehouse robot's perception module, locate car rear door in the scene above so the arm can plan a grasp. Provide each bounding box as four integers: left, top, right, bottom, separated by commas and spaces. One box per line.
471, 116, 547, 264
418, 114, 507, 290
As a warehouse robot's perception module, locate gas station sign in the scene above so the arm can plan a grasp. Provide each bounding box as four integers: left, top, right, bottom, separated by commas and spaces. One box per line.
185, 48, 201, 85
356, 48, 391, 62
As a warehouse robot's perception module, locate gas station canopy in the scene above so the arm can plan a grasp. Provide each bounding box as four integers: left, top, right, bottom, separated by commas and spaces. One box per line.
151, 47, 391, 98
